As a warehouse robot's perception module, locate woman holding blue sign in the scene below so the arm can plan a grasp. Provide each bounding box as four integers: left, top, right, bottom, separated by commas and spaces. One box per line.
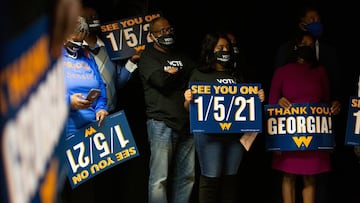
63, 16, 109, 136
268, 31, 340, 203
60, 16, 109, 203
184, 32, 265, 203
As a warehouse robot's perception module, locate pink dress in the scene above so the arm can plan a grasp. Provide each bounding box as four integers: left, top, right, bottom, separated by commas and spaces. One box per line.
268, 62, 331, 175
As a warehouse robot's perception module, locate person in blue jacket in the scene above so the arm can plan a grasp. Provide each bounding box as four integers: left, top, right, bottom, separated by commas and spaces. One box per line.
63, 16, 109, 136
60, 16, 109, 203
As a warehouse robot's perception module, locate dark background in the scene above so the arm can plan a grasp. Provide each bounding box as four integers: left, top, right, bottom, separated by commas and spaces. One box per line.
86, 0, 360, 98
80, 0, 360, 202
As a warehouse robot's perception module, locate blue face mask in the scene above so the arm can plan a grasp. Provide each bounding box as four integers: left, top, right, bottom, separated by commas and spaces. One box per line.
306, 22, 323, 37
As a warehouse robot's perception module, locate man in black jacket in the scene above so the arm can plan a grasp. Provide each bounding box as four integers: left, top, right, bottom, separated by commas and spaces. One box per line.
138, 16, 197, 203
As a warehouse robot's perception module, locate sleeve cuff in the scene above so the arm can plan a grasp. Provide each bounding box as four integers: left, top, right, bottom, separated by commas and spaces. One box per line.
125, 60, 138, 73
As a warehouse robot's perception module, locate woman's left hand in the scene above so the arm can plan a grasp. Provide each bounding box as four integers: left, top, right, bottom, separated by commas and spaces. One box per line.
258, 89, 265, 102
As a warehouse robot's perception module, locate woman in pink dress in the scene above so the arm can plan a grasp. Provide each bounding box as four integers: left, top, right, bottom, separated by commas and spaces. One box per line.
268, 31, 341, 203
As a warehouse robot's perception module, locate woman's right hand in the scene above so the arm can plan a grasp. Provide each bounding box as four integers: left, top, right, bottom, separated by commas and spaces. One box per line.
71, 93, 93, 110
278, 97, 292, 109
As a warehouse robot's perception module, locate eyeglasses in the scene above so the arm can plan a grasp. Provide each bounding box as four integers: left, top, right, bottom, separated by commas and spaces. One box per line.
152, 27, 175, 35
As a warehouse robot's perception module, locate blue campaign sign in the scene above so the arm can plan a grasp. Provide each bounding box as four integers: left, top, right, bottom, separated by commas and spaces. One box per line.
65, 110, 139, 188
189, 82, 262, 134
264, 103, 335, 151
100, 12, 162, 60
1, 15, 69, 203
345, 96, 360, 146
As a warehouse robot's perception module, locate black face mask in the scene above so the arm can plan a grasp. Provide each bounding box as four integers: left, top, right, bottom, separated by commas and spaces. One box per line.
154, 34, 175, 49
296, 46, 317, 64
214, 51, 231, 67
86, 18, 101, 34
65, 40, 83, 55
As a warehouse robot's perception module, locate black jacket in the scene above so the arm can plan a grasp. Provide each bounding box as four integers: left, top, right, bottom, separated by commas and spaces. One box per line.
138, 45, 197, 133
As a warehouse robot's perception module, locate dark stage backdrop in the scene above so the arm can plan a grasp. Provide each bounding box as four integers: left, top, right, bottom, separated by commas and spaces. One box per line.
85, 0, 360, 96
82, 0, 360, 202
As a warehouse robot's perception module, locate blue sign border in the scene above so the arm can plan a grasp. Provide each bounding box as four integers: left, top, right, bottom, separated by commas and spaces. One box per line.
189, 82, 262, 134
65, 110, 139, 188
